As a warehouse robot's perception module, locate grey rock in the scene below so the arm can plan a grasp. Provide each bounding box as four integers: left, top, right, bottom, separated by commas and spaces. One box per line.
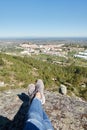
0, 89, 87, 130
59, 84, 67, 95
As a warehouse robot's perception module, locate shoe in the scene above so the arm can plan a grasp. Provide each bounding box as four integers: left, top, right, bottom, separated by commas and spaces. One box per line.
28, 84, 36, 104
35, 79, 45, 104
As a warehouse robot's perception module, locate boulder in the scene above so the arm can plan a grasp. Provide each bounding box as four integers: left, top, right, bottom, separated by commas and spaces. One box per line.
59, 84, 67, 95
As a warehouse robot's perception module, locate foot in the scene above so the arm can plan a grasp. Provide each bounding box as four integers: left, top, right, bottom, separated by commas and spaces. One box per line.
28, 84, 36, 103
35, 79, 45, 104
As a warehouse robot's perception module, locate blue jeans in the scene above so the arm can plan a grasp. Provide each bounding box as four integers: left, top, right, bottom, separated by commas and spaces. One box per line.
23, 98, 54, 130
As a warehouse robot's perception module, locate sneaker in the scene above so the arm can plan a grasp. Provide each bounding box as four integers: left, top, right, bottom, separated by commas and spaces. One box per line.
35, 79, 45, 104
28, 84, 36, 103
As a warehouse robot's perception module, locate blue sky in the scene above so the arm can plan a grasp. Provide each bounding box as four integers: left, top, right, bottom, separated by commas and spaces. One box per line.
0, 0, 87, 38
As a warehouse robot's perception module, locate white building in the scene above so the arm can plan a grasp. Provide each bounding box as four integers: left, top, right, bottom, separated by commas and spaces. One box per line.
74, 50, 87, 60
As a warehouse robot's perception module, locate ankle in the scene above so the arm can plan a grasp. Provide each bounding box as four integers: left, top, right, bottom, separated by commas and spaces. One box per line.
35, 92, 41, 99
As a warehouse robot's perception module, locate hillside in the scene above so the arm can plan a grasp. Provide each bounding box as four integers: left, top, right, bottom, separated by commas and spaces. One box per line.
0, 52, 87, 130
0, 53, 87, 100
0, 89, 87, 130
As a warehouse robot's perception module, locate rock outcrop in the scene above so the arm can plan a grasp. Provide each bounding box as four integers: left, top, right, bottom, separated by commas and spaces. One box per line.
0, 89, 87, 130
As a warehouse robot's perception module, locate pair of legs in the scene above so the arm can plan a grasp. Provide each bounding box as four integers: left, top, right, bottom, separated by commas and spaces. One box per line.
23, 79, 54, 130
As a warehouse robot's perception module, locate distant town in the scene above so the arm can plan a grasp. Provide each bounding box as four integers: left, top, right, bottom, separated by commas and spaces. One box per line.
0, 38, 87, 61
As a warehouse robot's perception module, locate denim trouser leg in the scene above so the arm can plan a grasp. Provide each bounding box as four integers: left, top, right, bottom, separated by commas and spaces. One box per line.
43, 110, 54, 130
28, 98, 43, 120
24, 98, 54, 130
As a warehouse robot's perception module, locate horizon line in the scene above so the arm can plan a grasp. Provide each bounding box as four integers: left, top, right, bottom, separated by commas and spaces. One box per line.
0, 36, 87, 39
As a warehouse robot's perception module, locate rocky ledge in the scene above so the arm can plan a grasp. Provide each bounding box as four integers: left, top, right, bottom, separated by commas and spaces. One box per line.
0, 89, 87, 130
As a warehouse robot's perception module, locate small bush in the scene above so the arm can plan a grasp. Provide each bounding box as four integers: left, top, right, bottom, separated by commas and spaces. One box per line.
0, 57, 4, 66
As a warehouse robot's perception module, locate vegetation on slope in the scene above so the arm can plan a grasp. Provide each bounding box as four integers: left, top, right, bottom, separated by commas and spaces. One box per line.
0, 53, 87, 100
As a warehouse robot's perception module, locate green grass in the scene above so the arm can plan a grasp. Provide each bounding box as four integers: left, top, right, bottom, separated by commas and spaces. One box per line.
0, 52, 87, 100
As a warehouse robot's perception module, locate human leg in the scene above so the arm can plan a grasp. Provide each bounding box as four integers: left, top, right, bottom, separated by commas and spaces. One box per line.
24, 96, 45, 130
28, 97, 43, 121
43, 110, 54, 130
27, 80, 45, 123
24, 79, 54, 130
25, 97, 54, 130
